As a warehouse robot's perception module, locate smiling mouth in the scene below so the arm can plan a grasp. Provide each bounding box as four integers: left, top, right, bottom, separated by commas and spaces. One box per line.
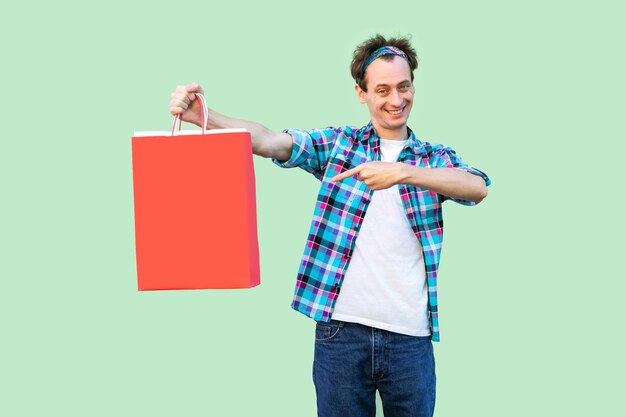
385, 106, 405, 115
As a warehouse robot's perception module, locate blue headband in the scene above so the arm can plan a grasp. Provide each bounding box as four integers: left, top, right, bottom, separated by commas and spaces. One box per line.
360, 46, 409, 80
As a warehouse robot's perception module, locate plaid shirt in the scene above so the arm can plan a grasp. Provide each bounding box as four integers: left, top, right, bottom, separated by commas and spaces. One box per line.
273, 122, 490, 341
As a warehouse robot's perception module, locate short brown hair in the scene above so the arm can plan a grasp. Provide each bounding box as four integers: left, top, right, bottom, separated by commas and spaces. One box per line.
350, 34, 418, 92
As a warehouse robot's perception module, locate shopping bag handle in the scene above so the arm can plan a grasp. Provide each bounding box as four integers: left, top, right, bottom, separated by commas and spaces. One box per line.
171, 93, 209, 136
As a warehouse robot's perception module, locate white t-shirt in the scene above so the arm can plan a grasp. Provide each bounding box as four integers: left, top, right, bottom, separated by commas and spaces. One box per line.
331, 138, 430, 336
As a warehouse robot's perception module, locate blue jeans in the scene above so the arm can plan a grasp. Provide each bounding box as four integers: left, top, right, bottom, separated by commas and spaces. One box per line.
313, 320, 436, 417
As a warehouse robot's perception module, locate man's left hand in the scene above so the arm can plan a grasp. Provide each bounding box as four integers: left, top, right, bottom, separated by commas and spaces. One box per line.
331, 162, 404, 190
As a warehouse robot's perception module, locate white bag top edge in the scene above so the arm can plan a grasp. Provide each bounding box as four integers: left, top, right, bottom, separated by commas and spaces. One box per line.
133, 128, 248, 137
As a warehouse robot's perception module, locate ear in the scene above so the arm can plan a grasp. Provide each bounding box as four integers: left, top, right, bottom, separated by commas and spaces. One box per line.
355, 84, 367, 104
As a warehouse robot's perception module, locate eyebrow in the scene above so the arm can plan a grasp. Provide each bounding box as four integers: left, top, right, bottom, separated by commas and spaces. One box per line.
373, 80, 412, 89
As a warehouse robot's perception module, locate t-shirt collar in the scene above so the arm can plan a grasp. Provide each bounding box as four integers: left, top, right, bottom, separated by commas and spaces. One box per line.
359, 121, 425, 157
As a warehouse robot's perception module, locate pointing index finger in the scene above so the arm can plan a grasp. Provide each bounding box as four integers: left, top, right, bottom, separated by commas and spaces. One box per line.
332, 166, 361, 182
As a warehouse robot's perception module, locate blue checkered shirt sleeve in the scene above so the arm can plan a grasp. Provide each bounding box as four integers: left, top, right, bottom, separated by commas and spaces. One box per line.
430, 145, 491, 205
271, 127, 340, 180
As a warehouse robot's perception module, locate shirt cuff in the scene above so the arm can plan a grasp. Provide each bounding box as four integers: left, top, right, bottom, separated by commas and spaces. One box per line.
443, 167, 490, 206
271, 128, 306, 168
456, 166, 491, 187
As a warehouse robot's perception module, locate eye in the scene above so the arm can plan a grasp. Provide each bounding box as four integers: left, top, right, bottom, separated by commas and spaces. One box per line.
377, 89, 389, 96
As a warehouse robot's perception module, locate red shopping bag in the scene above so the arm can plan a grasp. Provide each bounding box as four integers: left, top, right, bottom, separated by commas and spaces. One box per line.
131, 94, 260, 290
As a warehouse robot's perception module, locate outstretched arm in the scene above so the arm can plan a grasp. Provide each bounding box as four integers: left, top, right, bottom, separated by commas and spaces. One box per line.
169, 83, 293, 161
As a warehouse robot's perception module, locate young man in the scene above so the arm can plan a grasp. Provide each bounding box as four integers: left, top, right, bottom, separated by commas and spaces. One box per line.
170, 34, 490, 417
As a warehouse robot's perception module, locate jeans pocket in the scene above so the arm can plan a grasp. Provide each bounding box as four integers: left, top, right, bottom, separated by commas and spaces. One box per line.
315, 320, 344, 342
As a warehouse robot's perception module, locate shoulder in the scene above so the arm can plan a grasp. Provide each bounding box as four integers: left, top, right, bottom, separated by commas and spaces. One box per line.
285, 125, 359, 139
420, 140, 451, 154
420, 141, 459, 159
409, 137, 464, 166
317, 125, 361, 137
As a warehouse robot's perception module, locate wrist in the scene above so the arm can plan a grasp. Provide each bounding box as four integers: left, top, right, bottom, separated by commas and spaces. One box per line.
395, 162, 411, 185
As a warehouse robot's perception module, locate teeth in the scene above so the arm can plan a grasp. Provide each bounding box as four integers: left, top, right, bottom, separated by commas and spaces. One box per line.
388, 108, 403, 115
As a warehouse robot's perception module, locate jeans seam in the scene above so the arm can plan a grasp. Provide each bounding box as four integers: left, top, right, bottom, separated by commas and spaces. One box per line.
371, 327, 375, 382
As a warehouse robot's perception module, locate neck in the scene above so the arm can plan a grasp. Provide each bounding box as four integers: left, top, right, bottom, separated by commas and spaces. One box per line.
372, 122, 408, 140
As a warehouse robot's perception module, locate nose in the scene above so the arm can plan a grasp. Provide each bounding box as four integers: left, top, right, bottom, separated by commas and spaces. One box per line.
389, 89, 403, 107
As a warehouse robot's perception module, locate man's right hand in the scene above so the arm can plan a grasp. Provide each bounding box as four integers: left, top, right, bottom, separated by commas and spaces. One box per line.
167, 82, 293, 160
169, 82, 205, 127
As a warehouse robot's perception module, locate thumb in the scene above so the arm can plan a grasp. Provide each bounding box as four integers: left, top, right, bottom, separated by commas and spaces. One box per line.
186, 82, 204, 95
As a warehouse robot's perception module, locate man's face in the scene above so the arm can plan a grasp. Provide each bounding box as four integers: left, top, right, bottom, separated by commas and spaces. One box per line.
356, 56, 415, 139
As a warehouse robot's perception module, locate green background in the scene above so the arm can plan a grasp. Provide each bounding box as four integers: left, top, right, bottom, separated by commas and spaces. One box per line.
2, 1, 624, 416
